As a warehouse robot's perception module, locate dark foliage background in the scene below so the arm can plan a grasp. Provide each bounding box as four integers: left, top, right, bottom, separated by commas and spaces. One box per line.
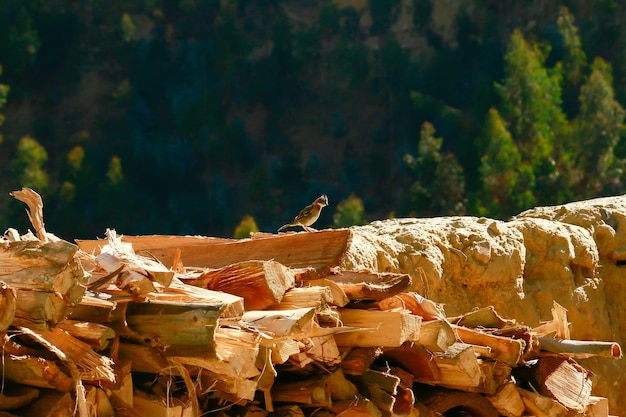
0, 0, 625, 239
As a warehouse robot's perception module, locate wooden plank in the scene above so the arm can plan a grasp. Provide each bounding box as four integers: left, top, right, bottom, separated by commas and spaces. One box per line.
76, 229, 353, 269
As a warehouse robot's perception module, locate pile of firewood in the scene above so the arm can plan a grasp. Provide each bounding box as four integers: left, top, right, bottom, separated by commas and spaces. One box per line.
0, 189, 622, 417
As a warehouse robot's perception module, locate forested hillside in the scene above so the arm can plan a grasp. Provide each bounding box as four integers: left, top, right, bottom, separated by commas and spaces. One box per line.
1, 0, 625, 239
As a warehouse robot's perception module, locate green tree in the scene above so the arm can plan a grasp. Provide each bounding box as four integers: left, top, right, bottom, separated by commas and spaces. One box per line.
404, 122, 465, 216
0, 65, 8, 143
572, 58, 626, 196
98, 156, 126, 224
496, 30, 566, 165
557, 7, 586, 89
478, 108, 535, 217
333, 194, 366, 228
233, 215, 259, 239
496, 29, 567, 204
11, 136, 49, 195
121, 13, 136, 43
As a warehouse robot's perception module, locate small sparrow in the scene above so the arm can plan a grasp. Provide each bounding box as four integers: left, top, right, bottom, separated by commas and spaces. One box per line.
278, 195, 329, 232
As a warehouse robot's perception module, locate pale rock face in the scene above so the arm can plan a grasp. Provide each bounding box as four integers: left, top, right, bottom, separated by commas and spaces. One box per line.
343, 195, 626, 414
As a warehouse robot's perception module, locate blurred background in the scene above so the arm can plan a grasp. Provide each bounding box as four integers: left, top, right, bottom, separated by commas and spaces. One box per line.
0, 0, 625, 239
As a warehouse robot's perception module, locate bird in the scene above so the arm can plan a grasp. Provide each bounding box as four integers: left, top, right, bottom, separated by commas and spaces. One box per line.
278, 195, 329, 232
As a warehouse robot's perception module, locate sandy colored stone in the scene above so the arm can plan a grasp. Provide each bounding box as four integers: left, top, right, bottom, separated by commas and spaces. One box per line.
343, 196, 626, 415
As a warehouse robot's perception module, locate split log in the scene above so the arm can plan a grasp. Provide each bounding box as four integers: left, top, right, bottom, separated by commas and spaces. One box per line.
124, 299, 223, 357
454, 325, 525, 366
414, 343, 482, 389
269, 286, 333, 311
416, 319, 456, 352
442, 360, 511, 395
95, 229, 175, 289
14, 290, 70, 327
67, 295, 117, 323
0, 283, 16, 332
171, 326, 261, 379
117, 342, 170, 374
304, 279, 349, 306
57, 319, 115, 351
382, 343, 441, 382
323, 270, 411, 300
85, 386, 115, 417
334, 309, 421, 347
272, 369, 356, 406
537, 337, 622, 358
535, 355, 592, 411
183, 260, 295, 311
485, 381, 525, 417
449, 305, 516, 328
0, 237, 87, 298
330, 396, 382, 417
133, 389, 193, 417
242, 307, 316, 338
290, 334, 341, 367
14, 321, 116, 385
77, 229, 353, 269
585, 396, 609, 417
0, 385, 39, 410
533, 301, 570, 339
376, 292, 445, 320
108, 361, 133, 409
341, 347, 380, 375
13, 389, 75, 417
0, 355, 73, 392
417, 388, 499, 417
517, 387, 568, 417
352, 368, 415, 415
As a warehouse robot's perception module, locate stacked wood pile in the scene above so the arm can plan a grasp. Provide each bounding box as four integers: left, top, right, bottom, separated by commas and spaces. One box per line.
0, 189, 622, 417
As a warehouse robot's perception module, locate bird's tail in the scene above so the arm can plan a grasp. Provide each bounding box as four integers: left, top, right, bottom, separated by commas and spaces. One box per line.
277, 224, 290, 232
